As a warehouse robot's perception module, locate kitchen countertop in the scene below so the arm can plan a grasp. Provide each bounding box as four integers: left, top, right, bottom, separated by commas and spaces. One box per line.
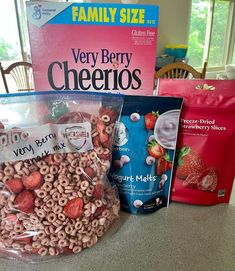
0, 202, 235, 271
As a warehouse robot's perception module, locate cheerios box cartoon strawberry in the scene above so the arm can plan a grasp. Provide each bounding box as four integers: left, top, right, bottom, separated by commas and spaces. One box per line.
158, 79, 235, 205
26, 2, 159, 95
109, 95, 183, 214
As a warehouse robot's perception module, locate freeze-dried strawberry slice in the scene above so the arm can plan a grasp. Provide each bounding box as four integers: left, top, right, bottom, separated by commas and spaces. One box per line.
14, 235, 32, 244
14, 191, 35, 213
5, 178, 23, 194
183, 173, 200, 188
93, 184, 104, 199
5, 214, 18, 224
93, 205, 106, 218
22, 171, 43, 190
81, 167, 95, 181
197, 167, 218, 192
99, 132, 109, 144
96, 119, 106, 133
63, 198, 83, 219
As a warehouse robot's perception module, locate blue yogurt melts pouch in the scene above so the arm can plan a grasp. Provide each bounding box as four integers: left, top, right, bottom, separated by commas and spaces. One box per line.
109, 95, 183, 214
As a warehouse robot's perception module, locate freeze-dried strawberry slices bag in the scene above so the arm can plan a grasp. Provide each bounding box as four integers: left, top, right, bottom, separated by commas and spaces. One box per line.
0, 91, 123, 261
157, 79, 235, 205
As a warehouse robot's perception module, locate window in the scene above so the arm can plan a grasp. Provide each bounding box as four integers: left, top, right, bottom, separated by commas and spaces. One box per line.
188, 0, 235, 69
0, 0, 30, 66
233, 45, 235, 63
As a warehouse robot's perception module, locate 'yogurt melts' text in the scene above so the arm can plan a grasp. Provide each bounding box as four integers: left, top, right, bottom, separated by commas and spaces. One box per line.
110, 173, 157, 183
72, 6, 145, 24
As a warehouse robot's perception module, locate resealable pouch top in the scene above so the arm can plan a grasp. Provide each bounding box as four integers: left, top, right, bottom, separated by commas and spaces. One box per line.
0, 91, 123, 262
157, 79, 235, 205
109, 95, 183, 214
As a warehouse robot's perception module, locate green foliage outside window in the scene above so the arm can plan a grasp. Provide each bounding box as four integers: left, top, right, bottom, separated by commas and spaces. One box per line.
0, 38, 20, 61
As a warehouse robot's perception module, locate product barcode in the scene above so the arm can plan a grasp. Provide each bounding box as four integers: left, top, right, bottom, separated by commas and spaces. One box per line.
217, 189, 226, 197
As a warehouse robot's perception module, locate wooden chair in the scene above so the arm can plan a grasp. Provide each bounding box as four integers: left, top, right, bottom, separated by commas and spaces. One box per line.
0, 61, 34, 93
155, 61, 207, 79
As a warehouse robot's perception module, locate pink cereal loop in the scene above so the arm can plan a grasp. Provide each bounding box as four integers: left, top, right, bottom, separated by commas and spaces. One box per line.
96, 147, 103, 155
3, 175, 12, 182
102, 210, 111, 218
72, 174, 80, 182
37, 190, 47, 199
89, 152, 97, 160
32, 242, 41, 249
103, 148, 110, 155
45, 173, 55, 182
29, 214, 39, 224
105, 126, 113, 134
72, 246, 82, 253
91, 115, 98, 125
49, 247, 56, 256
80, 181, 89, 191
79, 161, 86, 168
40, 165, 50, 175
58, 239, 68, 247
42, 182, 53, 192
38, 247, 48, 256
58, 197, 68, 206
49, 165, 58, 176
53, 154, 63, 163
37, 160, 46, 168
57, 230, 66, 239
14, 224, 23, 233
41, 238, 50, 246
91, 219, 99, 228
58, 213, 66, 221
101, 115, 110, 123
57, 184, 64, 194
95, 200, 102, 208
46, 199, 55, 208
59, 178, 69, 187
75, 221, 83, 230
75, 167, 83, 175
47, 213, 57, 223
37, 231, 46, 239
71, 160, 78, 168
53, 205, 63, 214
4, 166, 15, 176
42, 195, 51, 203
52, 192, 60, 201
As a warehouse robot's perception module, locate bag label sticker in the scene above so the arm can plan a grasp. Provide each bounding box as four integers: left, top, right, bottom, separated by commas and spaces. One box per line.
0, 122, 93, 163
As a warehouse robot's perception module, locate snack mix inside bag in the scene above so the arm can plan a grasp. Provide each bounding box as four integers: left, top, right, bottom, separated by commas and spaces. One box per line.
0, 91, 123, 260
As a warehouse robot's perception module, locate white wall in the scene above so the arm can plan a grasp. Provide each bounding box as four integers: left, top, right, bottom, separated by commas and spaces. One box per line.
155, 0, 191, 55
84, 0, 191, 56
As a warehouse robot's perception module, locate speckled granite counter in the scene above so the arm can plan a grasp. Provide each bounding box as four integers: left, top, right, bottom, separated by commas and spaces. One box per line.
1, 203, 235, 271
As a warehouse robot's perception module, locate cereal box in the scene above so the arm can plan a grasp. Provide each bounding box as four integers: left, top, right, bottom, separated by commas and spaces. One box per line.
26, 2, 159, 95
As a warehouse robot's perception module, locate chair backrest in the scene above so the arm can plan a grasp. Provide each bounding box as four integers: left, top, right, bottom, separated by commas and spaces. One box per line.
155, 61, 207, 79
0, 61, 34, 93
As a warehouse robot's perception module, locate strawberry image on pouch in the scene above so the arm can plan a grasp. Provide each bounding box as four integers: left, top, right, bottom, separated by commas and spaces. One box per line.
197, 167, 218, 192
147, 140, 165, 158
156, 154, 172, 176
176, 145, 205, 180
144, 111, 159, 130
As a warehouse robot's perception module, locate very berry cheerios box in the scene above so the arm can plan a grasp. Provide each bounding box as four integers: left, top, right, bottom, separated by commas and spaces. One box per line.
26, 2, 159, 95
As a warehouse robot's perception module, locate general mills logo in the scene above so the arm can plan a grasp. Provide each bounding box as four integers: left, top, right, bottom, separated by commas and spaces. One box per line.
32, 5, 42, 20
